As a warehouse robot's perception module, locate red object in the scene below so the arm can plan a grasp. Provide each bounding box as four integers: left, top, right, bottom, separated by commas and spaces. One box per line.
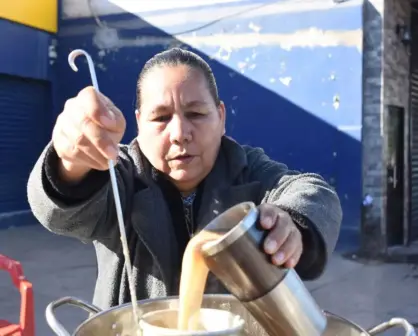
0, 254, 35, 336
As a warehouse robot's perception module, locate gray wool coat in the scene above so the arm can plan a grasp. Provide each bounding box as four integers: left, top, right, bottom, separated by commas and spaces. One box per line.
27, 136, 342, 310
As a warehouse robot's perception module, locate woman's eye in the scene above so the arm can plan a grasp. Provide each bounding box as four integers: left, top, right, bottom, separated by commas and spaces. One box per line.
186, 112, 203, 119
154, 115, 171, 122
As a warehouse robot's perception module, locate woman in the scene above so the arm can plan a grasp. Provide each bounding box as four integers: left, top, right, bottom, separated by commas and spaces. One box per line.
27, 48, 342, 310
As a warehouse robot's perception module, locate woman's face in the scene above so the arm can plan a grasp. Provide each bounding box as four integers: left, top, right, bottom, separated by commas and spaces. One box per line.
136, 64, 226, 193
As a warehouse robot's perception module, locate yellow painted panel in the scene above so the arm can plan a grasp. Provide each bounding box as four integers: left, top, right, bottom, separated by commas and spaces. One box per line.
0, 0, 57, 33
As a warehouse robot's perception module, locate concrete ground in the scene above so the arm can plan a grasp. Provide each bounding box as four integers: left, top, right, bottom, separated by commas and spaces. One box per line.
0, 225, 417, 336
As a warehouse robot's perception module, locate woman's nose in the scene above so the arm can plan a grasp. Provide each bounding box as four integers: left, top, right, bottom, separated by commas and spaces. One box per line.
168, 115, 192, 144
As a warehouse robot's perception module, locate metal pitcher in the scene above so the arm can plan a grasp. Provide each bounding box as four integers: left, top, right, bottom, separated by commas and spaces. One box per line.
200, 202, 327, 336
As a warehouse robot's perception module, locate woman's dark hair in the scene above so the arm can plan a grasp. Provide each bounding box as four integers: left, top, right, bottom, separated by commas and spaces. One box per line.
136, 48, 220, 108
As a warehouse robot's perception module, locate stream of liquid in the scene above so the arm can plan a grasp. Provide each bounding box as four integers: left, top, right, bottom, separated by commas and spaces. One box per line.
177, 230, 223, 330
124, 229, 220, 334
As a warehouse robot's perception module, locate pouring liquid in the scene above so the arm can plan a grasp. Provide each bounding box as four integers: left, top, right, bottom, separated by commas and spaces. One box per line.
177, 230, 223, 330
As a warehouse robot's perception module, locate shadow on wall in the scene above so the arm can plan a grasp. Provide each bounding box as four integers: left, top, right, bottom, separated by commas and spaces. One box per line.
54, 2, 362, 250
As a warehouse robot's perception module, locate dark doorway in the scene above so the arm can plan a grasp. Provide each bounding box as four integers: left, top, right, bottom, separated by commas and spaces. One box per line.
386, 105, 405, 246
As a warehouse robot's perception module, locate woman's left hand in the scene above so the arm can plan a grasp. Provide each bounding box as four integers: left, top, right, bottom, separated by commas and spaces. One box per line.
258, 204, 303, 268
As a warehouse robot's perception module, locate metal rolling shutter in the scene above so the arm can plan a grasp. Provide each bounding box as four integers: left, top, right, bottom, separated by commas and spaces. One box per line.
409, 67, 418, 241
410, 9, 418, 242
0, 74, 51, 213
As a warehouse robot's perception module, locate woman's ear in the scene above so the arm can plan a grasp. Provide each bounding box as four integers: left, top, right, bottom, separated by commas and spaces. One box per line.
218, 101, 226, 135
135, 109, 140, 132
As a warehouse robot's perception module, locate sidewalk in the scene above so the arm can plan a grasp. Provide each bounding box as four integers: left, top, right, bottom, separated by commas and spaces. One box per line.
0, 225, 417, 335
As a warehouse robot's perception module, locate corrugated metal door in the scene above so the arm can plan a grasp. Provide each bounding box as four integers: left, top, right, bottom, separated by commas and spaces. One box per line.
0, 74, 51, 213
409, 17, 418, 242
410, 74, 418, 241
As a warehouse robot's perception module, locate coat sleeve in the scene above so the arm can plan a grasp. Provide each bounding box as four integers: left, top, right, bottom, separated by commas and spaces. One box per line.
27, 142, 132, 242
244, 146, 342, 280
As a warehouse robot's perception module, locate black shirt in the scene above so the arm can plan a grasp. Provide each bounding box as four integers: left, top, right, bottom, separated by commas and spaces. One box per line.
152, 168, 204, 258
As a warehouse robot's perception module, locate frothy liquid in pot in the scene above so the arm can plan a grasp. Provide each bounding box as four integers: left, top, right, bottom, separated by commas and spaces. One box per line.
177, 230, 223, 330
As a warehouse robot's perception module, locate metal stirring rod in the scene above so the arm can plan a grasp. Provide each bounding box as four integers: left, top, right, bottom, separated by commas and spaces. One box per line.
68, 49, 141, 330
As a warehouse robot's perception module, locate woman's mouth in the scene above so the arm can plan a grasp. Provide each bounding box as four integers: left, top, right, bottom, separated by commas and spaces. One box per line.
171, 154, 194, 164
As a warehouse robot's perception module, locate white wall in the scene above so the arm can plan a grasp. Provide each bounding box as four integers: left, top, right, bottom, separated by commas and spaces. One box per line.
62, 0, 362, 24
62, 0, 247, 19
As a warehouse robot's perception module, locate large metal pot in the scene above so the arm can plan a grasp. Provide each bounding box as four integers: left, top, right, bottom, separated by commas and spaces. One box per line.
46, 294, 416, 336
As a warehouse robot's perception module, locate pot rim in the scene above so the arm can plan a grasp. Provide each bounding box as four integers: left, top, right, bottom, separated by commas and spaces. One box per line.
73, 294, 370, 335
73, 294, 236, 334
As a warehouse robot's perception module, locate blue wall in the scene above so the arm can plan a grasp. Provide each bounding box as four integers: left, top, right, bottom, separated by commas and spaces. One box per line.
0, 18, 52, 81
0, 19, 54, 228
56, 1, 363, 249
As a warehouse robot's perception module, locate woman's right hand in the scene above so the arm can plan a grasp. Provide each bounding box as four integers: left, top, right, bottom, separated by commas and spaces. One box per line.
52, 86, 126, 183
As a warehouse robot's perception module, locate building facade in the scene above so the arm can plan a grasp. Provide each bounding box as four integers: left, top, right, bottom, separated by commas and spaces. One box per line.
363, 0, 416, 254
58, 0, 364, 249
0, 0, 57, 226
1, 0, 416, 254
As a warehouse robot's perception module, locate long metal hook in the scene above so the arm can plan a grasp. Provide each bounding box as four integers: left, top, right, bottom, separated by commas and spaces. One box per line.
67, 49, 141, 330
68, 49, 100, 91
